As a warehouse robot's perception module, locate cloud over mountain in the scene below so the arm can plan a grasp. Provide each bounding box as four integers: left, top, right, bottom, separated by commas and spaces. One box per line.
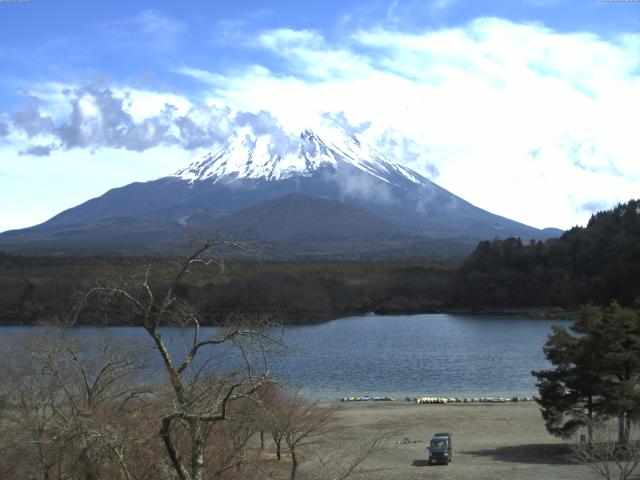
1, 7, 639, 232
6, 86, 304, 156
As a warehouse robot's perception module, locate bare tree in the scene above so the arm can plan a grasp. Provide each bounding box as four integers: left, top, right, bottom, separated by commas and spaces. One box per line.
0, 332, 158, 480
0, 335, 59, 480
258, 381, 396, 480
206, 398, 266, 479
572, 420, 640, 480
256, 380, 286, 461
78, 240, 281, 480
264, 389, 337, 480
309, 432, 395, 480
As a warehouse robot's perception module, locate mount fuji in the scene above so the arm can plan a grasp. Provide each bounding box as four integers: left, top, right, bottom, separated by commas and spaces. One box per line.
0, 126, 562, 258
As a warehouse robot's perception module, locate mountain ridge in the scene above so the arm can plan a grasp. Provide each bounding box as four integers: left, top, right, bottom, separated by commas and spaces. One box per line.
0, 126, 563, 256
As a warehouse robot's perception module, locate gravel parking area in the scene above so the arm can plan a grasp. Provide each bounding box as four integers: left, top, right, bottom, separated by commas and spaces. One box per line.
298, 400, 602, 480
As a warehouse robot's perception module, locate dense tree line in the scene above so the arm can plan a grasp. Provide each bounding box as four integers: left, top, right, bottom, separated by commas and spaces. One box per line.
453, 200, 640, 310
2, 199, 639, 324
0, 258, 455, 325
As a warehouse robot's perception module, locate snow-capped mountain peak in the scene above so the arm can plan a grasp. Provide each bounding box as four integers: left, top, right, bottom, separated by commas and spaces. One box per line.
1, 124, 562, 254
172, 126, 426, 187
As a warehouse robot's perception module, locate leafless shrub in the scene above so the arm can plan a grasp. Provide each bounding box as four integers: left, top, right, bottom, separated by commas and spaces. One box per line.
571, 420, 640, 480
0, 332, 159, 480
309, 428, 396, 480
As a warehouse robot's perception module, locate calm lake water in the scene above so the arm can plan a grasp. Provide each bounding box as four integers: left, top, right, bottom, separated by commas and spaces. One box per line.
0, 314, 569, 401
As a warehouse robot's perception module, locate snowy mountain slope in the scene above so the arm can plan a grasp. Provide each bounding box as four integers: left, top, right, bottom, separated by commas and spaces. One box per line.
173, 127, 426, 188
0, 126, 563, 255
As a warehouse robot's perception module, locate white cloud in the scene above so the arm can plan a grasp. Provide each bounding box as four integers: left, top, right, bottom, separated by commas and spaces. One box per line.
5, 84, 294, 154
5, 17, 640, 231
257, 28, 325, 50
387, 0, 400, 19
175, 17, 640, 229
430, 0, 461, 12
253, 28, 371, 80
123, 89, 192, 121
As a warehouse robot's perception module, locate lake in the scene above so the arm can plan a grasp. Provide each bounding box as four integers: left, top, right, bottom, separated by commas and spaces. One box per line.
0, 314, 569, 401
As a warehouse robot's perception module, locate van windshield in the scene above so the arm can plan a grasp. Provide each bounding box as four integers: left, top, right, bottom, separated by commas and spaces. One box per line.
431, 440, 448, 450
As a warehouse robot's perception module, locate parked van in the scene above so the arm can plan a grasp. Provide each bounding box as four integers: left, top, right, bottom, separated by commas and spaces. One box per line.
428, 432, 453, 465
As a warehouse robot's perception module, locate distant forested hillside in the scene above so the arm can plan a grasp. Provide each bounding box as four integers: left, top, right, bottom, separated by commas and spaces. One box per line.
0, 255, 455, 325
452, 199, 640, 309
2, 200, 639, 325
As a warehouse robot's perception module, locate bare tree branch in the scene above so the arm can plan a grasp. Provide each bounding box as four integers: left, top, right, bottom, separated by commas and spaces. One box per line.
572, 420, 640, 480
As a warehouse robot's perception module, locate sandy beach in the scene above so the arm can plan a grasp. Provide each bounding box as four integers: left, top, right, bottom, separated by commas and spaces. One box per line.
294, 400, 602, 480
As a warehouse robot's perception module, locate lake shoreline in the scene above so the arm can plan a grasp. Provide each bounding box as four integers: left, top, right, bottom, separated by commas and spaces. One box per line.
0, 306, 578, 327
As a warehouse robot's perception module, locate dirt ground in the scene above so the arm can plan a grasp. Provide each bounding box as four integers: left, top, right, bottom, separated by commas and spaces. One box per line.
294, 400, 602, 480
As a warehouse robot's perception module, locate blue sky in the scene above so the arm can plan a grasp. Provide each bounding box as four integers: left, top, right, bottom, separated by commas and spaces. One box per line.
1, 0, 639, 232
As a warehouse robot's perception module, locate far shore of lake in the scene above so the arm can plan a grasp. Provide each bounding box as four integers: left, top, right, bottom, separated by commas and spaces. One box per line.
0, 306, 579, 328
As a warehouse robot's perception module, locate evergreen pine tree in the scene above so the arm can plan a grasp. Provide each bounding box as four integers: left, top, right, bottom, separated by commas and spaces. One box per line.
533, 303, 640, 443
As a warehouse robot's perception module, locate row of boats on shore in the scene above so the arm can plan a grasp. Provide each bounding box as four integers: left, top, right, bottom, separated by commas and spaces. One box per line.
413, 395, 534, 404
341, 396, 395, 402
341, 395, 535, 403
